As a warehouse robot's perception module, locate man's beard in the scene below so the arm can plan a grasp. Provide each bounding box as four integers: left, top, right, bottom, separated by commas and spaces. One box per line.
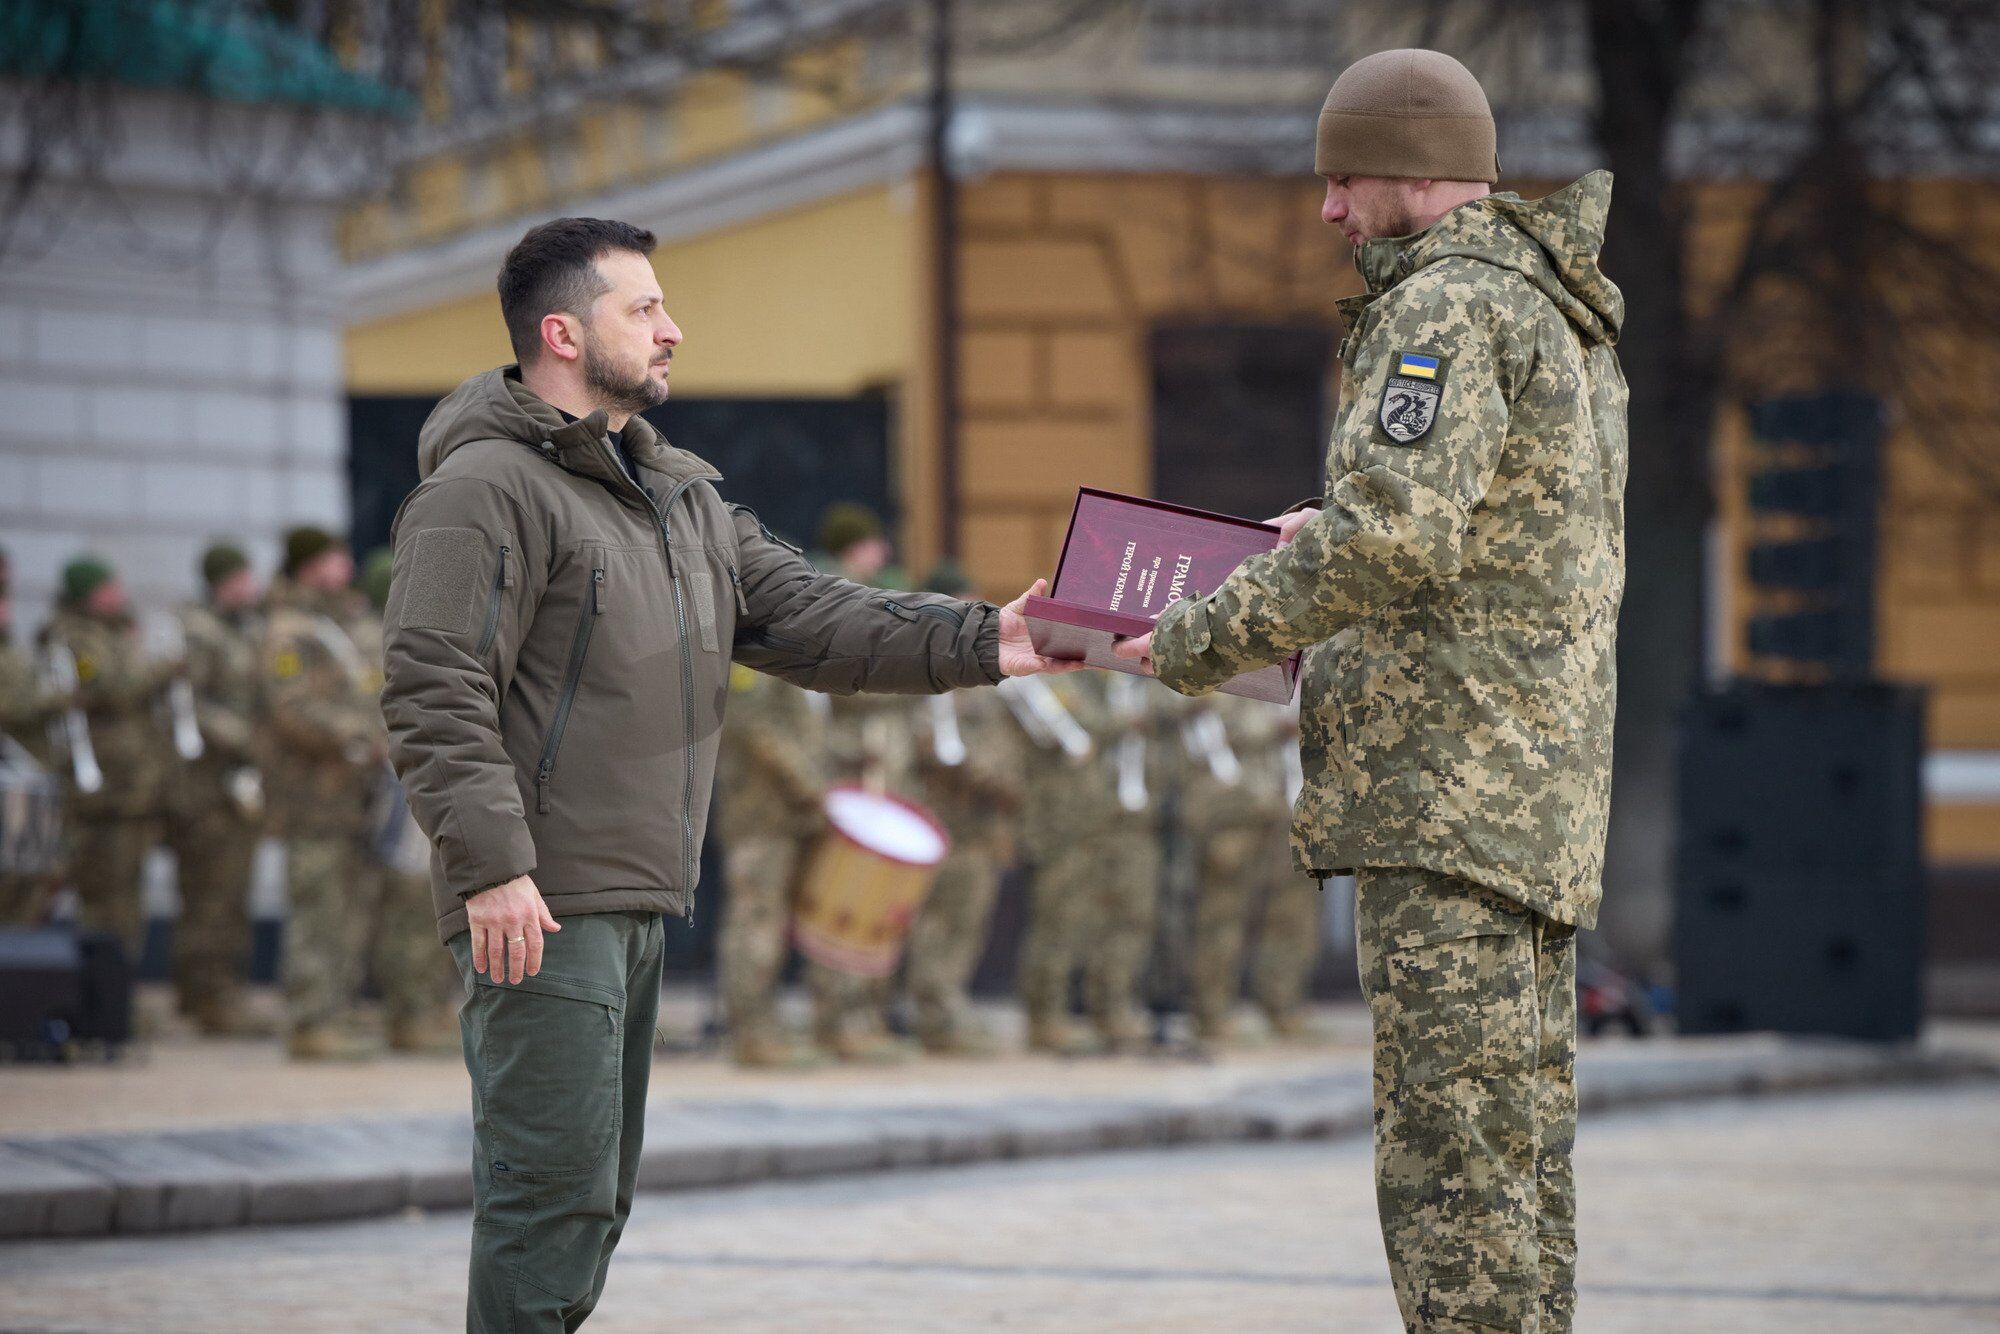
582, 337, 669, 417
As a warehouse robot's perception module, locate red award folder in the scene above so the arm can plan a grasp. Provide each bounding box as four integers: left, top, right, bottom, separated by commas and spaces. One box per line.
1024, 488, 1301, 703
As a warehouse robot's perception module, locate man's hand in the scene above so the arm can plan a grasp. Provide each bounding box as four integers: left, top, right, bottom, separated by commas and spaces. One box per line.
1268, 507, 1321, 546
997, 579, 1089, 677
466, 875, 561, 984
1112, 631, 1156, 676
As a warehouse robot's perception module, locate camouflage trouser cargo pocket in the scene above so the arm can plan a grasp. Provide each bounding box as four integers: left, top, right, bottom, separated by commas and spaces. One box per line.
1357, 866, 1575, 1333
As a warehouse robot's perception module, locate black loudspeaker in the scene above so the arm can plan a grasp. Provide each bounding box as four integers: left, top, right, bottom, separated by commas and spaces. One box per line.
0, 928, 132, 1053
75, 931, 134, 1045
1674, 684, 1925, 1040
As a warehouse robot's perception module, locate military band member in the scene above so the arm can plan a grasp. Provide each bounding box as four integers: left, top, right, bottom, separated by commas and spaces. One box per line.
0, 549, 68, 923
1120, 49, 1626, 1332
261, 527, 386, 1061
904, 563, 1024, 1056
1181, 693, 1319, 1044
159, 544, 265, 1034
1016, 671, 1163, 1054
715, 666, 834, 1068
41, 557, 175, 956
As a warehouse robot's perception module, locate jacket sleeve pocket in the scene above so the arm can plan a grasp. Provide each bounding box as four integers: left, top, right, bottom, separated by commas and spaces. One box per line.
399, 527, 488, 635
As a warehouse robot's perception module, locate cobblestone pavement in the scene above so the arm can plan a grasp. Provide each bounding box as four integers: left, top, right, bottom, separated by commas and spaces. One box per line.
2, 1085, 1995, 1332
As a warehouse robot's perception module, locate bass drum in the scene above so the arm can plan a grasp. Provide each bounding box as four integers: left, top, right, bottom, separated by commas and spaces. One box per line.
792, 786, 949, 978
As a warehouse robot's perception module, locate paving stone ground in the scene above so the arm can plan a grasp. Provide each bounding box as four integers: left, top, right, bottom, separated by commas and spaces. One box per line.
1, 1085, 1995, 1332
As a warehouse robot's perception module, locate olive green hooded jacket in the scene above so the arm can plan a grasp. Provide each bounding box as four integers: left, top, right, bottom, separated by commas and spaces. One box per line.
383, 369, 1003, 943
1150, 172, 1627, 928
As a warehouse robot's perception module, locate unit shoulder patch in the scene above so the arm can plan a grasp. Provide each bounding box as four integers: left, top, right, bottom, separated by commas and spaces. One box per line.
1378, 350, 1446, 446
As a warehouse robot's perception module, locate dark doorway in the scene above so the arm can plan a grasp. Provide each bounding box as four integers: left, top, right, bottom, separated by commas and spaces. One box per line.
644, 394, 896, 550
347, 396, 434, 559
1149, 323, 1334, 520
346, 393, 897, 557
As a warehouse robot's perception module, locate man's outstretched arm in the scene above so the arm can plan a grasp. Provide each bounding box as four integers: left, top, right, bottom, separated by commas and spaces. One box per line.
1120, 277, 1527, 693
728, 506, 1079, 691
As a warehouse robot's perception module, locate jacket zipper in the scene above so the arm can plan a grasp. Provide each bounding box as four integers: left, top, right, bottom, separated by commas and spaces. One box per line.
474, 544, 511, 658
727, 564, 748, 616
880, 598, 966, 629
534, 566, 602, 814
653, 477, 704, 923
591, 430, 710, 924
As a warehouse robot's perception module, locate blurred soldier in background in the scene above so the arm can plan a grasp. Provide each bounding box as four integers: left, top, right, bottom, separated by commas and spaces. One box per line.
261, 527, 386, 1060
357, 548, 458, 1052
811, 504, 923, 1061
158, 544, 265, 1034
1182, 694, 1320, 1044
41, 556, 175, 956
904, 562, 1023, 1056
0, 547, 69, 924
815, 502, 901, 590
715, 664, 833, 1068
1017, 671, 1163, 1053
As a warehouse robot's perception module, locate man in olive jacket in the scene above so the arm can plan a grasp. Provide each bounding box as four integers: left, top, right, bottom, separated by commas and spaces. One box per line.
381, 217, 1074, 1333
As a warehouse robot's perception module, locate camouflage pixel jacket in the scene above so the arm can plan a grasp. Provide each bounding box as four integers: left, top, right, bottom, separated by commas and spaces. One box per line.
1149, 172, 1628, 928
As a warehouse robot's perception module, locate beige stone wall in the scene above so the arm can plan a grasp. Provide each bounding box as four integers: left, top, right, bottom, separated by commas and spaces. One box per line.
931, 171, 1360, 599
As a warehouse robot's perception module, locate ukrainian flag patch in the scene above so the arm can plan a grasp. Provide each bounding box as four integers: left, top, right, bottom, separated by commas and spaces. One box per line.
1379, 349, 1446, 445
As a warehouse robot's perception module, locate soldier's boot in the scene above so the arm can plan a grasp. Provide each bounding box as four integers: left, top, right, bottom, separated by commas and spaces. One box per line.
731, 1030, 828, 1070
133, 984, 194, 1041
1025, 1014, 1096, 1056
919, 1020, 1000, 1058
1263, 1006, 1318, 1042
830, 1026, 919, 1064
386, 1012, 462, 1055
287, 1024, 384, 1062
190, 996, 262, 1038
1093, 1009, 1151, 1055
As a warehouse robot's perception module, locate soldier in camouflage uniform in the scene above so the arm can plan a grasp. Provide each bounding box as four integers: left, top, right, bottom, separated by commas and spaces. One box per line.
0, 550, 68, 924
715, 665, 833, 1067
1016, 671, 1163, 1053
805, 508, 923, 1061
260, 528, 388, 1060
1180, 693, 1321, 1044
1126, 51, 1625, 1332
155, 545, 266, 1032
355, 548, 459, 1051
41, 558, 176, 955
810, 687, 924, 1060
904, 565, 1023, 1054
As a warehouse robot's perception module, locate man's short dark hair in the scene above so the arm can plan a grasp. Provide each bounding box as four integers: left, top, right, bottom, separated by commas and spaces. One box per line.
498, 217, 657, 364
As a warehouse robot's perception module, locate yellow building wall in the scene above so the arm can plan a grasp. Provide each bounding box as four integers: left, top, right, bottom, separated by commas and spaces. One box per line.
919, 171, 1360, 603
345, 184, 918, 398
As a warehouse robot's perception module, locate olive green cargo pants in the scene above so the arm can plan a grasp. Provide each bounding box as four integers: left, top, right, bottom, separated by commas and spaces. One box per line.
1355, 867, 1578, 1333
450, 910, 663, 1333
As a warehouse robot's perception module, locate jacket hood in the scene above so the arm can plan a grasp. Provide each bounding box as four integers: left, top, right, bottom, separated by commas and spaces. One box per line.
416, 367, 718, 488
1360, 170, 1624, 346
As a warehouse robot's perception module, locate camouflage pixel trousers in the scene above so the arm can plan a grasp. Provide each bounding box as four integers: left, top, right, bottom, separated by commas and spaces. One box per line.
904, 841, 1002, 1047
284, 835, 451, 1033
159, 801, 258, 1020
1190, 823, 1322, 1038
1355, 866, 1578, 1333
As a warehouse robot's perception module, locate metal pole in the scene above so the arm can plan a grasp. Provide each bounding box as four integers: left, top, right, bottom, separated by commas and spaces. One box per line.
926, 0, 962, 559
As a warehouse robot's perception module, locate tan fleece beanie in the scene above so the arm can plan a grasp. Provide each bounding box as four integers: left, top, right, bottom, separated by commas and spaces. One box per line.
1316, 49, 1498, 183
